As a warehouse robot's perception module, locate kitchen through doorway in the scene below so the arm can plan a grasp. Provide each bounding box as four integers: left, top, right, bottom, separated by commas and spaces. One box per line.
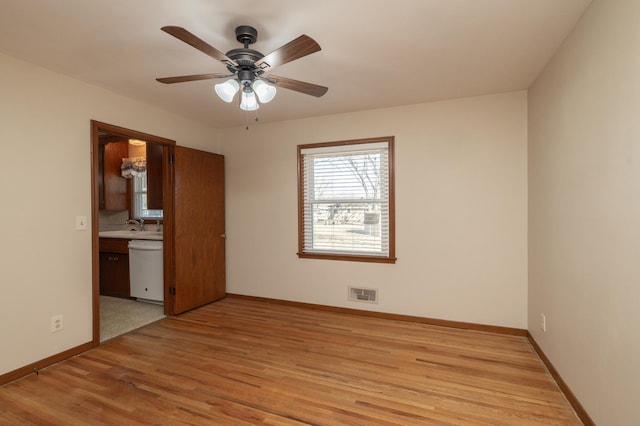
91, 121, 175, 345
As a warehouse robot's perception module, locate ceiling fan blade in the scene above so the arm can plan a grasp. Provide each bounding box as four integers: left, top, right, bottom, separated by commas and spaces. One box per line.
268, 75, 328, 97
161, 26, 237, 66
156, 73, 229, 84
255, 35, 321, 71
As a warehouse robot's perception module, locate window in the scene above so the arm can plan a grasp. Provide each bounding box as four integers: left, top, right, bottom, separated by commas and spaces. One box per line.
298, 137, 396, 263
132, 172, 163, 219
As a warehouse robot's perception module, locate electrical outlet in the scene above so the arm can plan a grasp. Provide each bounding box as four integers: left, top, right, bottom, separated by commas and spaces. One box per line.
540, 313, 546, 332
75, 216, 87, 231
51, 315, 63, 332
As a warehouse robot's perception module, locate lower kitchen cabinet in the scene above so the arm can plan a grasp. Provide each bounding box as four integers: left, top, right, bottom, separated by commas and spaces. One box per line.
99, 238, 130, 298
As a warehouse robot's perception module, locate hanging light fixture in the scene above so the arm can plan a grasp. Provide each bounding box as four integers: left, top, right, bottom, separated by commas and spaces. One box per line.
214, 79, 240, 103
252, 80, 277, 104
239, 86, 259, 111
214, 77, 276, 111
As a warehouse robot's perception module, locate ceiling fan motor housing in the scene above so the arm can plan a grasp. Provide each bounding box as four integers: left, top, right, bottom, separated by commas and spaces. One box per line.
225, 49, 264, 79
225, 26, 265, 79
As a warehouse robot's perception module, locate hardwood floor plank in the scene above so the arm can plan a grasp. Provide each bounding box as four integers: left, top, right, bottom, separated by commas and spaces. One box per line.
0, 298, 581, 425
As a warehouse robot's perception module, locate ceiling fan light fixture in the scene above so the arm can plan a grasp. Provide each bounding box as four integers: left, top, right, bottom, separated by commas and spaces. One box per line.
214, 79, 240, 103
158, 25, 328, 115
240, 89, 259, 111
252, 80, 277, 104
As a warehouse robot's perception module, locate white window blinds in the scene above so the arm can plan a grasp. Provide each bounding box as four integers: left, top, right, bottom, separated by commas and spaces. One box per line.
132, 172, 163, 219
299, 139, 393, 259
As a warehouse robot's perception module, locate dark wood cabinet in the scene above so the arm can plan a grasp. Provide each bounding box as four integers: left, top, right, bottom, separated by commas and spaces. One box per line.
99, 141, 128, 211
146, 143, 163, 210
99, 238, 130, 298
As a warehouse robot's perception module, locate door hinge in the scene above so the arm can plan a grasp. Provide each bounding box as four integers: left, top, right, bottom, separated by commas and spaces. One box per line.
169, 154, 175, 164
169, 287, 176, 295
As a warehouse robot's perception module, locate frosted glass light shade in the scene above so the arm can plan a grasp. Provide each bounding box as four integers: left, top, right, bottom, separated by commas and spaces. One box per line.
240, 90, 259, 111
252, 80, 277, 103
214, 79, 240, 103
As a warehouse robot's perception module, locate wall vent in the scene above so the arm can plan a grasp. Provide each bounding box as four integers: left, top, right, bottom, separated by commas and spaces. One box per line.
348, 287, 379, 304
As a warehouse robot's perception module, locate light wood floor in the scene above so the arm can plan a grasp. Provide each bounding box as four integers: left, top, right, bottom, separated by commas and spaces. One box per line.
0, 298, 581, 425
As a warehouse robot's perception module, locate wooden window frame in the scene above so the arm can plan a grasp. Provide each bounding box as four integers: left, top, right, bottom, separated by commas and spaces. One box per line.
297, 136, 396, 264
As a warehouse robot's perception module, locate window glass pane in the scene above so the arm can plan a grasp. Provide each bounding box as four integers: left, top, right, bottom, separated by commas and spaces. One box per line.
132, 173, 163, 219
307, 202, 383, 254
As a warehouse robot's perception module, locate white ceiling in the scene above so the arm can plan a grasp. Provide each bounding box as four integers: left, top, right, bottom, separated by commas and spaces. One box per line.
0, 0, 591, 129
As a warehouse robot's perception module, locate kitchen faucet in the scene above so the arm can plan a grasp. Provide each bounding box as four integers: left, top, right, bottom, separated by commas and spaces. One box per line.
126, 218, 145, 231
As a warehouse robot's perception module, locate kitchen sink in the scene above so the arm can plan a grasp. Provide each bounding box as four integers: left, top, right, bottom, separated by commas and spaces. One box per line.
98, 230, 163, 240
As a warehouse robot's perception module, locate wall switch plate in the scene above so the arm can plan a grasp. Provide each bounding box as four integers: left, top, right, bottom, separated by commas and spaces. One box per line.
51, 315, 63, 332
540, 313, 546, 332
75, 216, 87, 230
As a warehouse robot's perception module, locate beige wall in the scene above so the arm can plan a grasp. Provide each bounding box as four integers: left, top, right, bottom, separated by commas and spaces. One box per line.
0, 52, 220, 375
221, 91, 528, 329
528, 0, 640, 424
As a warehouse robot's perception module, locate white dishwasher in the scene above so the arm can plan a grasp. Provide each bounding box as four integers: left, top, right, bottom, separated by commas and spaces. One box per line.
128, 240, 164, 303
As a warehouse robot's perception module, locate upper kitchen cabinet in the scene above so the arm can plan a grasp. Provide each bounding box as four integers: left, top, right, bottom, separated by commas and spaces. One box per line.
146, 143, 163, 210
99, 141, 128, 211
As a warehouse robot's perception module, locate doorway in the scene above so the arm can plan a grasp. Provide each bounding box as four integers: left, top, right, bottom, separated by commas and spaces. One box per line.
91, 121, 176, 345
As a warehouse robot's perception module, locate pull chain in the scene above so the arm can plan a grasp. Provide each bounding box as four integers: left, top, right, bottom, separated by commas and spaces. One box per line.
244, 107, 260, 130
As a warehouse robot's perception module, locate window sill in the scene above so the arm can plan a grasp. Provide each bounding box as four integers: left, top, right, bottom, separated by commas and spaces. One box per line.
297, 252, 396, 264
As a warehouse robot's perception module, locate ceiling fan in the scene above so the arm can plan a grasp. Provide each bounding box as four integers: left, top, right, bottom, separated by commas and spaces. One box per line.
156, 25, 328, 111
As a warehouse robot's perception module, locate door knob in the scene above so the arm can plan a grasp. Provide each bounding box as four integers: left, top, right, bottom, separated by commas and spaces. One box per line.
219, 233, 226, 239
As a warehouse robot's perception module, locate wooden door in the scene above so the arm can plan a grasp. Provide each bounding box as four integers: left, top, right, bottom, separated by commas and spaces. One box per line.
171, 146, 226, 314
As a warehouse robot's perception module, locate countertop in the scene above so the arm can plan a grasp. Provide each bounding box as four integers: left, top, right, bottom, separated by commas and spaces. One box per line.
98, 230, 163, 241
